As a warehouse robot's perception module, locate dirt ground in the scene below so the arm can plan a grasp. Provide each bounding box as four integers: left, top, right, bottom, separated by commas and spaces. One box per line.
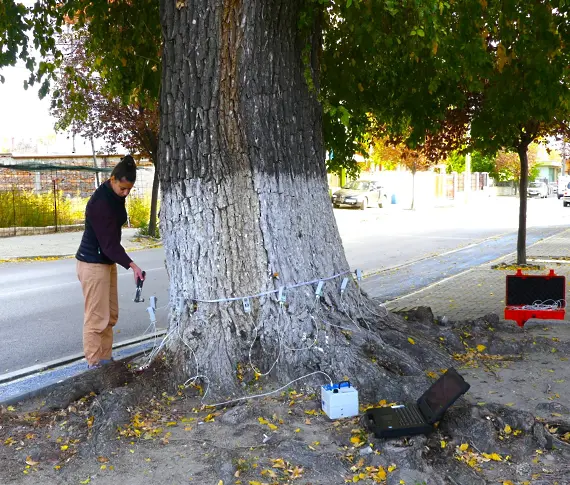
1, 309, 569, 485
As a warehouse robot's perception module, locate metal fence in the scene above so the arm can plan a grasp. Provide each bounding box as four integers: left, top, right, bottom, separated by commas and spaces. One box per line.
0, 159, 155, 237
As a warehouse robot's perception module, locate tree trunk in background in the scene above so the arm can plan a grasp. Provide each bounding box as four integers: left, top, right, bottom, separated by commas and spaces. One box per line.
411, 167, 416, 210
148, 155, 160, 238
516, 142, 530, 265
157, 0, 450, 400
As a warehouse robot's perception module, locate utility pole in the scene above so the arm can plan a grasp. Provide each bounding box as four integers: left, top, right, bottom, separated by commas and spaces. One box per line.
464, 126, 472, 204
90, 136, 100, 187
464, 152, 471, 203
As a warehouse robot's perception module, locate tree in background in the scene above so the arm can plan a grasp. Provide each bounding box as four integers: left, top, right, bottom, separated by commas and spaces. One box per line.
371, 136, 434, 209
444, 147, 540, 189
445, 151, 495, 177
494, 146, 539, 184
50, 31, 160, 237
457, 2, 570, 264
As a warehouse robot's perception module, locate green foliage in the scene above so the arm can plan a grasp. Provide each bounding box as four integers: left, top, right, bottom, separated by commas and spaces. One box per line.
136, 220, 160, 239
0, 0, 28, 81
321, 0, 472, 165
445, 151, 495, 176
0, 189, 85, 228
445, 151, 465, 174
127, 196, 154, 230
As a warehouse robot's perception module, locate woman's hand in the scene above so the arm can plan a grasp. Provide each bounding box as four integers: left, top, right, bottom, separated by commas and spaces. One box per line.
130, 262, 145, 284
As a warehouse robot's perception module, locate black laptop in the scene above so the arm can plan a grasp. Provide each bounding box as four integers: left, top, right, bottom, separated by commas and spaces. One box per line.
364, 367, 470, 438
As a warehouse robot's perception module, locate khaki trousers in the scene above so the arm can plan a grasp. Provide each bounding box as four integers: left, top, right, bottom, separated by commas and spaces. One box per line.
76, 261, 118, 366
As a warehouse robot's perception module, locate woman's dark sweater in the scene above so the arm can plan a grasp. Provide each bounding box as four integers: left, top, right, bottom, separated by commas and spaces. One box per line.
75, 181, 132, 269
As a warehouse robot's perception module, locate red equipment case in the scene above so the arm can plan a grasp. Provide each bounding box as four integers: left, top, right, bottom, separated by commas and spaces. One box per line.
504, 269, 566, 327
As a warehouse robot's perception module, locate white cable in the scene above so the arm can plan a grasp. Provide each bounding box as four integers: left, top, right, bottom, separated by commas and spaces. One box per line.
137, 274, 355, 408
320, 317, 358, 332
202, 371, 334, 408
279, 299, 320, 352
248, 318, 282, 377
189, 270, 350, 304
340, 289, 369, 332
520, 299, 566, 310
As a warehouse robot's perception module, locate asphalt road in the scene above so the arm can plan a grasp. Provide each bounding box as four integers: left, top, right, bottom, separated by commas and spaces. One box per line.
0, 251, 170, 374
1, 195, 569, 374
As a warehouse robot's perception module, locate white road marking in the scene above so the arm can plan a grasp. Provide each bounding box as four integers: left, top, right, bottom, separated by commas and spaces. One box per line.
0, 266, 165, 297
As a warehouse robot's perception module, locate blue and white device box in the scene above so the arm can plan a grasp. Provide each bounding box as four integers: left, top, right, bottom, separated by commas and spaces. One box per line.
321, 381, 359, 419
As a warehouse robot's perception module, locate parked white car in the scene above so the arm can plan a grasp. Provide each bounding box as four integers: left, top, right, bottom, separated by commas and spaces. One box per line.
527, 181, 548, 198
558, 176, 570, 199
331, 180, 386, 210
563, 181, 570, 207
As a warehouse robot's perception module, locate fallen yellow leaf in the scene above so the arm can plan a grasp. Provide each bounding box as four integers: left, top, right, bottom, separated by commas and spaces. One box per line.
271, 458, 286, 469
459, 443, 469, 451
476, 344, 486, 352
482, 452, 502, 461
504, 424, 512, 434
375, 467, 387, 480
261, 469, 278, 478
25, 456, 39, 466
408, 337, 415, 345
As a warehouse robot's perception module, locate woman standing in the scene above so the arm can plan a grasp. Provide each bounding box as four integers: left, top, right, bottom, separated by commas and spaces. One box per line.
76, 155, 145, 368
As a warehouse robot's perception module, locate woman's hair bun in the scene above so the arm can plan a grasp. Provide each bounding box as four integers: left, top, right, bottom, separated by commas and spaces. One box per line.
122, 154, 136, 167
111, 154, 137, 182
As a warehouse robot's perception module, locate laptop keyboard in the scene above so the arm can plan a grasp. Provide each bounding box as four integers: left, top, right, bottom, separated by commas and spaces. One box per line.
395, 406, 425, 426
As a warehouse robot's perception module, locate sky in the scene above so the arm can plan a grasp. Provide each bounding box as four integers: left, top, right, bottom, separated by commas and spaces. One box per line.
0, 0, 58, 146
0, 65, 55, 136
0, 63, 97, 154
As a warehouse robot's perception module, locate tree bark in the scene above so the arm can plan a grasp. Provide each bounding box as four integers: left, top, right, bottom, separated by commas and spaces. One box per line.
157, 0, 450, 399
516, 142, 530, 265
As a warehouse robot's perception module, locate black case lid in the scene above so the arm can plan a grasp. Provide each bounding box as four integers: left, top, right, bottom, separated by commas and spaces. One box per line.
506, 273, 565, 306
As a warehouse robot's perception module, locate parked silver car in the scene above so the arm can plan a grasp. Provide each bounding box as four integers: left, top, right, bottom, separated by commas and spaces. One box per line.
331, 179, 385, 209
527, 181, 548, 198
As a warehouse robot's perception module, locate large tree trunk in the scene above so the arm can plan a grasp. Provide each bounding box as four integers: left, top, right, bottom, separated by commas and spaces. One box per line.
157, 0, 450, 399
516, 143, 530, 265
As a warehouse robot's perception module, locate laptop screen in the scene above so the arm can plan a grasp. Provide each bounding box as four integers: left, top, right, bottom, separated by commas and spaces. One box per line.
419, 368, 470, 421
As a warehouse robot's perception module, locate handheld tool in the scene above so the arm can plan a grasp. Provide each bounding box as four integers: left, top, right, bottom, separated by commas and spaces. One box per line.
134, 270, 146, 302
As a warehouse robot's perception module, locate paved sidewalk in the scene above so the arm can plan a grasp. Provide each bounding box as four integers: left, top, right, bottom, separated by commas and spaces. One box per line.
0, 227, 161, 260
385, 227, 570, 323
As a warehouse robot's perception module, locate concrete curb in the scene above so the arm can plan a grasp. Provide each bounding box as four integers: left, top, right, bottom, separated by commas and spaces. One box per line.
0, 330, 166, 385
0, 333, 167, 407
